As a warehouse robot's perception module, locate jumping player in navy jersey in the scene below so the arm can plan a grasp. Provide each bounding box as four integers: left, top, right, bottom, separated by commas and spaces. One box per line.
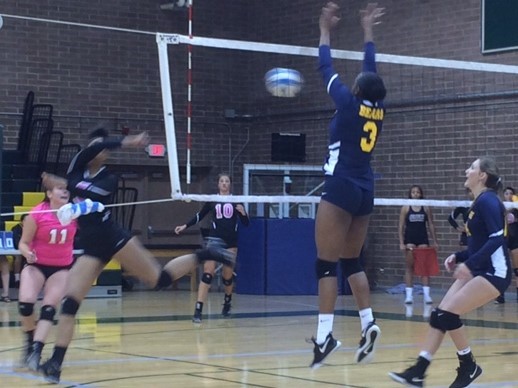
39, 128, 236, 384
309, 2, 386, 369
390, 156, 511, 388
175, 173, 249, 323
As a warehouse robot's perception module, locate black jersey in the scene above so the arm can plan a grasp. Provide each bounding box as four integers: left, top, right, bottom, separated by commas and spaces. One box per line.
404, 206, 429, 246
66, 140, 122, 230
185, 201, 249, 247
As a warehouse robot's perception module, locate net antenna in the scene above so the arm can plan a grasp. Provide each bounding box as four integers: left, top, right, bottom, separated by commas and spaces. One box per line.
156, 32, 518, 203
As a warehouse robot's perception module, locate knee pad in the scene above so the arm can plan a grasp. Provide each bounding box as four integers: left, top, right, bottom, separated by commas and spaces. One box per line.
514, 268, 518, 277
61, 296, 81, 316
316, 259, 337, 279
201, 272, 213, 285
222, 276, 233, 286
340, 258, 364, 278
18, 302, 34, 317
429, 308, 445, 333
155, 270, 173, 290
437, 309, 463, 331
39, 305, 56, 322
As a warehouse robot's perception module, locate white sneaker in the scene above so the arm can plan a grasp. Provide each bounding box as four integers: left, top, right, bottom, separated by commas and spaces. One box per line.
424, 295, 433, 305
404, 296, 413, 305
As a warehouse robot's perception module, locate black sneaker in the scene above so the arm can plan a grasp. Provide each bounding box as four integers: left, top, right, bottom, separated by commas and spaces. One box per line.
354, 320, 381, 364
196, 238, 236, 267
39, 359, 61, 384
222, 302, 231, 317
449, 363, 482, 388
494, 294, 505, 304
388, 365, 425, 387
26, 349, 41, 372
192, 310, 202, 324
308, 332, 341, 369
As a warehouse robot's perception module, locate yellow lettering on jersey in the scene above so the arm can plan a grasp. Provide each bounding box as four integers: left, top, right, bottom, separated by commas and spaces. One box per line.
359, 104, 384, 121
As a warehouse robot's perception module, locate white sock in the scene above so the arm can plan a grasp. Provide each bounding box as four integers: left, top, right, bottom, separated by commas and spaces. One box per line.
359, 308, 374, 331
419, 350, 433, 362
317, 314, 334, 343
423, 286, 430, 298
457, 347, 471, 356
405, 287, 413, 299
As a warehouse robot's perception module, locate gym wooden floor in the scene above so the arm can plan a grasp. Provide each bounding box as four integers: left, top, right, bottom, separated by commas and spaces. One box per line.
1, 285, 517, 387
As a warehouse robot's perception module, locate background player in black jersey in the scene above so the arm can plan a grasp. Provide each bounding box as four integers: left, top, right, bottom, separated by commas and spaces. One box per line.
39, 128, 235, 384
310, 2, 386, 369
175, 173, 249, 324
448, 188, 472, 249
398, 185, 439, 305
390, 156, 511, 388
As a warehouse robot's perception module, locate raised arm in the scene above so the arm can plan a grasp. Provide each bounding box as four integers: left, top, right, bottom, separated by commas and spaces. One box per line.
360, 3, 384, 73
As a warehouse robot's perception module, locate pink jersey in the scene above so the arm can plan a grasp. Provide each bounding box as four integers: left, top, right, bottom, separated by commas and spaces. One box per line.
30, 202, 77, 267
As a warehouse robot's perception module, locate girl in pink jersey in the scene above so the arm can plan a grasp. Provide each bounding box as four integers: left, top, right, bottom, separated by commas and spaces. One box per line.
17, 173, 77, 371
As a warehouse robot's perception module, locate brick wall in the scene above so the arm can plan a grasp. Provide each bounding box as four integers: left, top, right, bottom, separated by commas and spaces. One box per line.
1, 1, 518, 289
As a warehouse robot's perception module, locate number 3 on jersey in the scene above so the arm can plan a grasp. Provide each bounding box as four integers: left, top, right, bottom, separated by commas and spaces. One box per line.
360, 120, 378, 153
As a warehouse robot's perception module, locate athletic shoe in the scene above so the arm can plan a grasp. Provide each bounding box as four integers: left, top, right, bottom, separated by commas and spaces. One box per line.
308, 332, 341, 369
354, 320, 381, 364
388, 365, 425, 387
196, 238, 236, 267
404, 296, 413, 305
449, 363, 482, 388
192, 310, 202, 324
494, 294, 505, 304
39, 359, 61, 384
26, 349, 41, 372
221, 302, 231, 317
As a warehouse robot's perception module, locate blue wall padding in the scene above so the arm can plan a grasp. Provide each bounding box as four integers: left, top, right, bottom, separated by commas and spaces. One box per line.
235, 218, 266, 294
266, 219, 318, 295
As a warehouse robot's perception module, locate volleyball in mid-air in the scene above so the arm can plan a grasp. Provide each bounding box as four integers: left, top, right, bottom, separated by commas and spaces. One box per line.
265, 68, 304, 98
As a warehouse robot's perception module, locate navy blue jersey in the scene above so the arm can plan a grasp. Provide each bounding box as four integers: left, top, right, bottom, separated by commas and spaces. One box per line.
66, 140, 122, 230
185, 200, 249, 246
318, 42, 385, 191
455, 191, 510, 278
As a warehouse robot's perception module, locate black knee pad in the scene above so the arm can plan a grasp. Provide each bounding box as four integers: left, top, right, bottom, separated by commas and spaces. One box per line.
340, 257, 364, 278
154, 270, 173, 290
429, 308, 445, 333
222, 276, 233, 286
61, 296, 80, 316
316, 259, 337, 279
18, 302, 34, 317
201, 272, 213, 285
514, 268, 518, 277
437, 309, 463, 331
40, 305, 56, 322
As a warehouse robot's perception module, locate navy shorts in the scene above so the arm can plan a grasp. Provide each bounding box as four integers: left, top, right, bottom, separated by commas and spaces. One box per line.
321, 176, 374, 216
76, 222, 132, 264
478, 271, 512, 295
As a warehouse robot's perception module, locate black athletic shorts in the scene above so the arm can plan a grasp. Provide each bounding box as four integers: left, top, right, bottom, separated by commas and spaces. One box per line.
321, 176, 374, 216
76, 221, 132, 264
25, 263, 72, 279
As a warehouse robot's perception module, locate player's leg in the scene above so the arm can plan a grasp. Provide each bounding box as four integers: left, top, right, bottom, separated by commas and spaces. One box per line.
193, 260, 216, 323
18, 265, 45, 366
27, 269, 69, 371
221, 249, 237, 317
309, 199, 349, 368
404, 244, 417, 304
40, 256, 105, 384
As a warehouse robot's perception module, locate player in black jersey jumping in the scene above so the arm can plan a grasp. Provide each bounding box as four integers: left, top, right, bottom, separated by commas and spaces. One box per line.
175, 173, 249, 323
39, 128, 236, 384
390, 156, 512, 388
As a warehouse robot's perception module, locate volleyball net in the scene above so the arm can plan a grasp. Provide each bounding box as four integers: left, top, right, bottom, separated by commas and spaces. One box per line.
156, 32, 518, 211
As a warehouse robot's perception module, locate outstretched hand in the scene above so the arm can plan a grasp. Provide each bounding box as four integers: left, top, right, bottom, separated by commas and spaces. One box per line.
360, 3, 385, 30
122, 131, 150, 148
320, 2, 341, 32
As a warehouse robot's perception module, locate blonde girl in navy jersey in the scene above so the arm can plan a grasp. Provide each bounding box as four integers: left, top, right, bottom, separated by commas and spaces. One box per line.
175, 173, 249, 324
310, 2, 386, 369
390, 156, 511, 388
